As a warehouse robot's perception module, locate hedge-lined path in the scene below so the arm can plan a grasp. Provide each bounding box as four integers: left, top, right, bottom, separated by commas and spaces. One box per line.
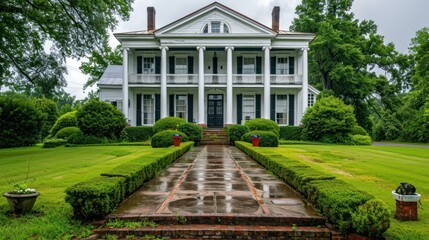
114, 145, 318, 217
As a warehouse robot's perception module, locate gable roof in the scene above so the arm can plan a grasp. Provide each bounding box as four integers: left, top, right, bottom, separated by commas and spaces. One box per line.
97, 65, 123, 86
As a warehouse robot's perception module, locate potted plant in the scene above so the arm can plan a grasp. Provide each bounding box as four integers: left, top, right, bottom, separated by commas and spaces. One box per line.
172, 133, 182, 146
392, 182, 421, 220
3, 183, 40, 214
251, 134, 260, 147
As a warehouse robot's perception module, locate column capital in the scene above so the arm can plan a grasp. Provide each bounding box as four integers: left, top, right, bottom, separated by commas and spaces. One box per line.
197, 46, 206, 51
159, 46, 169, 51
225, 46, 234, 51
262, 46, 272, 51
301, 47, 309, 52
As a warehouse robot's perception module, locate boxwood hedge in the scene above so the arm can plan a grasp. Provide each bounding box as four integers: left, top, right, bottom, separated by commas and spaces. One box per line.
241, 130, 279, 147
122, 126, 153, 142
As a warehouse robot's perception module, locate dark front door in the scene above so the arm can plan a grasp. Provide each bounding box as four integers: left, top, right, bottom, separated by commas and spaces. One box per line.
207, 94, 223, 127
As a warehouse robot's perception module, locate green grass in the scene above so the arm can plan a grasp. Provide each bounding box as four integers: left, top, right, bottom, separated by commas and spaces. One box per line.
0, 145, 160, 240
270, 144, 429, 240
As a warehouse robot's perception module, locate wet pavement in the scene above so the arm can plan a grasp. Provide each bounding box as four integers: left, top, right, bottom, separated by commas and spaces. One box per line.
115, 145, 317, 217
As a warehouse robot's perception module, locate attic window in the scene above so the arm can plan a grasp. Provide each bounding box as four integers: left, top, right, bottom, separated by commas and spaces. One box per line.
202, 21, 230, 33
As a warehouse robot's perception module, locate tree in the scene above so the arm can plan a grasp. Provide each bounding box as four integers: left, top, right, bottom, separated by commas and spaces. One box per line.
0, 0, 133, 93
32, 98, 59, 140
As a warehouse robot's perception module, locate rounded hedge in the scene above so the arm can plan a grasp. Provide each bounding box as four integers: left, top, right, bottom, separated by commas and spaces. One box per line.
55, 127, 81, 139
351, 125, 368, 136
352, 200, 390, 238
50, 111, 77, 136
228, 125, 250, 143
241, 130, 279, 147
122, 126, 153, 142
76, 100, 126, 139
178, 123, 203, 142
151, 130, 188, 148
153, 117, 187, 133
244, 118, 280, 137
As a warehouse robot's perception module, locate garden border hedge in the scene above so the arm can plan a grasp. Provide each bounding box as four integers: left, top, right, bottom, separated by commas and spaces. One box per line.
235, 141, 377, 233
65, 142, 193, 220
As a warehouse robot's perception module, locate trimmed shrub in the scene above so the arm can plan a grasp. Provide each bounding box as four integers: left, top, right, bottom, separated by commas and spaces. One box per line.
352, 199, 390, 238
244, 118, 280, 136
0, 96, 44, 148
279, 126, 302, 140
350, 134, 372, 145
241, 130, 279, 147
228, 125, 250, 143
351, 125, 368, 136
178, 123, 203, 143
151, 130, 189, 148
76, 100, 127, 139
33, 98, 59, 140
67, 132, 105, 145
43, 138, 67, 148
122, 126, 153, 142
50, 111, 77, 136
153, 117, 187, 133
55, 127, 81, 139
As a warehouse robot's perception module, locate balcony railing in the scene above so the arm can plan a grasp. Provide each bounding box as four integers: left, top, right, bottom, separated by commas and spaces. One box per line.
232, 74, 263, 84
129, 74, 161, 84
270, 74, 302, 84
205, 74, 227, 84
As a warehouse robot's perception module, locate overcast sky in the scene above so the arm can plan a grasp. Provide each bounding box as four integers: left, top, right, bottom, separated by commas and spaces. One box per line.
65, 0, 429, 99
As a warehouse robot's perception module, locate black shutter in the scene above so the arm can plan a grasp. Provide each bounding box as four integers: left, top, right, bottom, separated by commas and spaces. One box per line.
237, 56, 243, 74
256, 56, 262, 74
255, 94, 261, 118
237, 94, 242, 124
112, 101, 117, 107
169, 56, 175, 74
289, 94, 295, 125
155, 56, 161, 74
137, 56, 143, 74
270, 57, 276, 74
136, 94, 142, 126
188, 94, 193, 122
188, 56, 194, 74
155, 94, 160, 121
270, 94, 276, 121
169, 94, 175, 116
289, 57, 295, 74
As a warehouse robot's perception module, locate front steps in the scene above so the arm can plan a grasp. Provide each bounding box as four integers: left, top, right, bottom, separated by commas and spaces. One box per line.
201, 129, 229, 145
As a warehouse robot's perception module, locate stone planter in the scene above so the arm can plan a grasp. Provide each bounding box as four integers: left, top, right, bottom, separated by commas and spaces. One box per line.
173, 136, 182, 146
3, 192, 40, 214
252, 137, 260, 147
392, 191, 420, 220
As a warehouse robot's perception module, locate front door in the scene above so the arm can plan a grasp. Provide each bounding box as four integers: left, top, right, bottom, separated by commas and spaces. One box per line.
207, 94, 223, 127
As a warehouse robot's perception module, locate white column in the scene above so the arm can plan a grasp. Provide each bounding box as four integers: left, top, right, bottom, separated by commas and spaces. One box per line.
160, 46, 169, 118
302, 47, 309, 115
197, 46, 206, 125
263, 46, 271, 119
225, 46, 234, 124
122, 48, 129, 120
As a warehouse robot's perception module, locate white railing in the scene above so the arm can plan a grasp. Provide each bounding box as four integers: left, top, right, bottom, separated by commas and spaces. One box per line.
204, 74, 227, 84
167, 74, 198, 84
232, 74, 263, 84
129, 74, 161, 84
270, 74, 302, 84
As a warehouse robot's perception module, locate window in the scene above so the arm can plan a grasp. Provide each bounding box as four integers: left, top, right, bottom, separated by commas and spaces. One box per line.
243, 58, 255, 74
242, 95, 255, 121
175, 57, 187, 74
143, 57, 155, 74
308, 94, 315, 107
224, 24, 229, 33
276, 95, 288, 125
202, 21, 230, 33
276, 57, 288, 75
111, 100, 123, 113
203, 25, 208, 33
211, 21, 221, 33
176, 95, 187, 119
143, 95, 155, 125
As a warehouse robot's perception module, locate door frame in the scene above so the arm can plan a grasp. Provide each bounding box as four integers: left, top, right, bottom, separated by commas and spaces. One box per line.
207, 94, 224, 127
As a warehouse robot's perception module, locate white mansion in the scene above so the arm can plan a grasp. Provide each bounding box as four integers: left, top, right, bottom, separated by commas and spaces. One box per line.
98, 2, 319, 127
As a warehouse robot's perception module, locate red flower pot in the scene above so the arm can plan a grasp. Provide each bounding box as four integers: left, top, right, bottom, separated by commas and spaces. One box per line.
173, 136, 182, 146
252, 137, 260, 147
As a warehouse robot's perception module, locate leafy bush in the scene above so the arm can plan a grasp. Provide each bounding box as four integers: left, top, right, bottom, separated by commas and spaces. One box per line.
352, 200, 390, 238
241, 130, 279, 147
122, 126, 153, 142
33, 98, 59, 140
43, 138, 67, 148
178, 123, 203, 143
302, 96, 357, 142
67, 132, 105, 145
349, 134, 372, 145
76, 100, 126, 139
55, 127, 81, 139
151, 130, 188, 148
279, 126, 302, 140
0, 96, 44, 148
152, 117, 187, 133
50, 111, 77, 136
351, 125, 368, 136
244, 118, 280, 136
228, 125, 250, 143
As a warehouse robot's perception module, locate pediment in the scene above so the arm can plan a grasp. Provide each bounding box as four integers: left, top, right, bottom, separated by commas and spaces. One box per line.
155, 2, 276, 36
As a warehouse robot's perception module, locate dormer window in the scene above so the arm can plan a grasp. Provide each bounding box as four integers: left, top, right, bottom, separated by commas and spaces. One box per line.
202, 21, 230, 33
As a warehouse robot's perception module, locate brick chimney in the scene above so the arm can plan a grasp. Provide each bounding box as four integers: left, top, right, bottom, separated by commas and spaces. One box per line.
147, 7, 156, 31
272, 6, 280, 32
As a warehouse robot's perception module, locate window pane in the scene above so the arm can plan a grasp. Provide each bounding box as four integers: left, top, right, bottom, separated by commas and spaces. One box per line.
211, 21, 220, 33
276, 57, 288, 75
175, 95, 187, 119
276, 95, 287, 124
243, 58, 255, 74
224, 24, 229, 33
203, 24, 208, 33
175, 57, 187, 74
143, 57, 155, 74
242, 95, 255, 120
143, 95, 154, 124
308, 94, 315, 107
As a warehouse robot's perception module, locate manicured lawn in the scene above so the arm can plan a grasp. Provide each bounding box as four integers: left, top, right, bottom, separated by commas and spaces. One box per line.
271, 145, 429, 240
0, 145, 160, 239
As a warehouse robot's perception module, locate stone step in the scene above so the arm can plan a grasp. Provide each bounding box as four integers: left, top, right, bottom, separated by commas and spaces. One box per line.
200, 140, 230, 145
94, 224, 332, 240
